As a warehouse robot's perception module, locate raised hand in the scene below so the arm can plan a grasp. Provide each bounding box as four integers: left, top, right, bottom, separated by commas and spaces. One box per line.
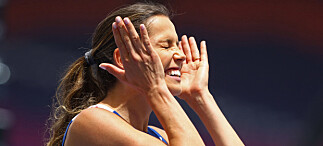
178, 35, 210, 101
99, 16, 166, 95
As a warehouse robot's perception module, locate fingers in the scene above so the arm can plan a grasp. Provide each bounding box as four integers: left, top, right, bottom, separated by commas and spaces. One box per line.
114, 16, 153, 62
115, 16, 140, 61
181, 35, 201, 63
188, 37, 200, 62
123, 17, 145, 57
140, 24, 154, 55
200, 41, 208, 62
181, 35, 207, 64
112, 22, 129, 61
99, 63, 125, 81
181, 35, 192, 63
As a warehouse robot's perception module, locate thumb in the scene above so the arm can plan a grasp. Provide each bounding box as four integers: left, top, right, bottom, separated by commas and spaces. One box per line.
99, 63, 125, 81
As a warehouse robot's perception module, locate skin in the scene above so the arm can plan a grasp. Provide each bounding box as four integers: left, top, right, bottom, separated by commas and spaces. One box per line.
147, 15, 186, 96
64, 15, 244, 146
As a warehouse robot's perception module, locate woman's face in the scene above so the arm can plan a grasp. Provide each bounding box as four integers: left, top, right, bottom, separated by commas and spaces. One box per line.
145, 15, 186, 96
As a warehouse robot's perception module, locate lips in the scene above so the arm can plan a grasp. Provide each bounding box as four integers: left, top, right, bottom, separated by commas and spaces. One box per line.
165, 67, 181, 78
165, 70, 181, 77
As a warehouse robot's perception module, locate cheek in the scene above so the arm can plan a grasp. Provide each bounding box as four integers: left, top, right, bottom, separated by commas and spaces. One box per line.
155, 50, 170, 67
159, 53, 172, 68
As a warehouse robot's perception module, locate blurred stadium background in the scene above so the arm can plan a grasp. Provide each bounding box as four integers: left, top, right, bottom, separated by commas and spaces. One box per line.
0, 0, 322, 145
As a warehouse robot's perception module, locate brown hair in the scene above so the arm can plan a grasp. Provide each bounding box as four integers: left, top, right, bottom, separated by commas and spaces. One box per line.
46, 2, 170, 146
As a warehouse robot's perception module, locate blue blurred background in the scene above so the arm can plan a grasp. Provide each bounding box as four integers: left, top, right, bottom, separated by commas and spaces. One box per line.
0, 0, 322, 145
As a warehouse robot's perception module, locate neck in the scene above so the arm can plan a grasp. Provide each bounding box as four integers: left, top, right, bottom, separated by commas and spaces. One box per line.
100, 81, 152, 132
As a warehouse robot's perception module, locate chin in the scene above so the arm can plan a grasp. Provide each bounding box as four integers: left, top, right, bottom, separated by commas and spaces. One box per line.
165, 76, 182, 96
167, 85, 182, 96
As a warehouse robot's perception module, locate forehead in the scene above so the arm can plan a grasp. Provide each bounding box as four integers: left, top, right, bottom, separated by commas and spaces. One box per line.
145, 15, 178, 41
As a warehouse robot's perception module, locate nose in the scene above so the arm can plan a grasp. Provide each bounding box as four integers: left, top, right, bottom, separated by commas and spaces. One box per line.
173, 47, 186, 63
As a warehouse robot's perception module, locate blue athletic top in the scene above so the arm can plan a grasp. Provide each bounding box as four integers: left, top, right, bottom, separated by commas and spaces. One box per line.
62, 104, 168, 145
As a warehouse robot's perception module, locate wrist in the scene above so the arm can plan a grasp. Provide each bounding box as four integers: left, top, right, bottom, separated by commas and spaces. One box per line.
185, 90, 215, 112
184, 88, 211, 103
145, 82, 174, 104
142, 78, 167, 96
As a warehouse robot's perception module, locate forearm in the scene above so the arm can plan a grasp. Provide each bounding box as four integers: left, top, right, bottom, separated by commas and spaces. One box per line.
186, 91, 244, 146
146, 84, 204, 146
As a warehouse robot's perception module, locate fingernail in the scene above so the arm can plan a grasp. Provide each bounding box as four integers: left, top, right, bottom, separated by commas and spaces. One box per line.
140, 24, 145, 30
116, 16, 122, 23
112, 22, 117, 29
124, 17, 129, 24
99, 65, 106, 70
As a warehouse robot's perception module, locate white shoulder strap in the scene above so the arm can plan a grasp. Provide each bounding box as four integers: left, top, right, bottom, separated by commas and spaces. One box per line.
88, 104, 115, 113
72, 104, 115, 122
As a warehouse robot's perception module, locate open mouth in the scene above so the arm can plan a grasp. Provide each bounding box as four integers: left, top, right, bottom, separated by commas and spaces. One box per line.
165, 68, 181, 81
165, 69, 181, 77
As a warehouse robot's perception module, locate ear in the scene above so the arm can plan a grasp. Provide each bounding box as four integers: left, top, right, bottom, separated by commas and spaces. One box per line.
99, 48, 126, 81
113, 48, 124, 69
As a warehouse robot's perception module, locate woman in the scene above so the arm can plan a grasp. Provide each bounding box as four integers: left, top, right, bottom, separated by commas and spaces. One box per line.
46, 2, 244, 146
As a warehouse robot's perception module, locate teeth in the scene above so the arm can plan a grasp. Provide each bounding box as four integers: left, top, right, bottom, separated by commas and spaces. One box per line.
167, 70, 181, 77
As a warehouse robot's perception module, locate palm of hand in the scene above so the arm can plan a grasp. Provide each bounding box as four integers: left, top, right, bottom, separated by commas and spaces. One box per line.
177, 36, 209, 100
179, 60, 209, 100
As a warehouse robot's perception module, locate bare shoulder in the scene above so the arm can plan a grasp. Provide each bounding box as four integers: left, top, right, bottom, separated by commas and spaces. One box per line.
148, 125, 169, 143
64, 107, 129, 145
64, 108, 166, 146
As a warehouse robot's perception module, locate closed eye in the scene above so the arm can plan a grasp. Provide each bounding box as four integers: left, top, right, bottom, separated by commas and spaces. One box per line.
158, 39, 178, 50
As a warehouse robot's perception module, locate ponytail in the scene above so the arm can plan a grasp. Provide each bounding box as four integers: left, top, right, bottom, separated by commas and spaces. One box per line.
46, 56, 106, 146
45, 2, 170, 146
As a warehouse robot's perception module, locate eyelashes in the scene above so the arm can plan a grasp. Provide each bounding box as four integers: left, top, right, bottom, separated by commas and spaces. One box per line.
158, 40, 179, 49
